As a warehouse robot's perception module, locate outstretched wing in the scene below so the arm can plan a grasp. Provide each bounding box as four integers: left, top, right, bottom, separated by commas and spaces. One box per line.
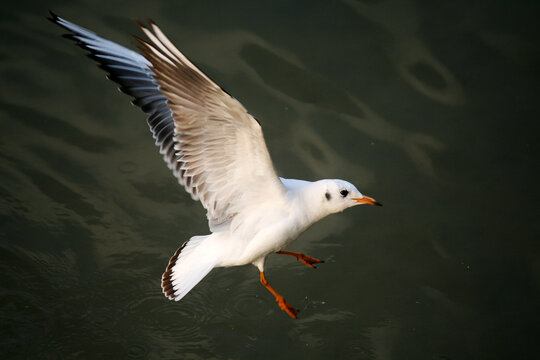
50, 12, 183, 193
134, 21, 286, 229
51, 13, 286, 229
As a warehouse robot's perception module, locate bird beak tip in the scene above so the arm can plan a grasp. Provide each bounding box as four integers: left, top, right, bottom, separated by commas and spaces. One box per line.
353, 195, 382, 207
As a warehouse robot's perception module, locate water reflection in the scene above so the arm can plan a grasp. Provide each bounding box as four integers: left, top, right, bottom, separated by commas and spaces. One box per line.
343, 0, 465, 105
236, 36, 444, 176
1, 1, 538, 359
341, 95, 444, 176
291, 120, 374, 187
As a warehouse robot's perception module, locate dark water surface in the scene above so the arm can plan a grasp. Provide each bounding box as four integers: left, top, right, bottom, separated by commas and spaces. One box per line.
1, 1, 539, 359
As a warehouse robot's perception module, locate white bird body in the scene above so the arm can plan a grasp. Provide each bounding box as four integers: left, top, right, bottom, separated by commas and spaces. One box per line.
167, 177, 371, 302
175, 178, 332, 271
51, 13, 381, 318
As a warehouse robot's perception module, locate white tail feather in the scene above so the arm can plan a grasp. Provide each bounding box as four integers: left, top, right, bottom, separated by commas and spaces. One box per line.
162, 235, 217, 301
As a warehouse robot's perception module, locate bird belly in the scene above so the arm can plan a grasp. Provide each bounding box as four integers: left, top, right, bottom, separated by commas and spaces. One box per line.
218, 216, 304, 267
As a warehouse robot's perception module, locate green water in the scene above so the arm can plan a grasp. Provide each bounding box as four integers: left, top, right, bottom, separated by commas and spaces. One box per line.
1, 1, 539, 359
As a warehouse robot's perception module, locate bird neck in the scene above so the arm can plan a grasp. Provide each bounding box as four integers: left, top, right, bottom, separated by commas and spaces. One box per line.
288, 181, 331, 230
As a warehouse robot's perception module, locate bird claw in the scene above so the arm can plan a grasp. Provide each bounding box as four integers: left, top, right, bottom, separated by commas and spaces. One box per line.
298, 254, 324, 269
276, 251, 325, 269
277, 296, 298, 319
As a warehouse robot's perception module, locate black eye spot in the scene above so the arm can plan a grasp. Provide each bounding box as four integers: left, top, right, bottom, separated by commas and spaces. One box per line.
340, 190, 349, 197
325, 192, 331, 200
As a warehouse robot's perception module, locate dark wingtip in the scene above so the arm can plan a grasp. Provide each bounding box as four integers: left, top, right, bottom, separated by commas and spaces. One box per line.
133, 19, 146, 31
48, 9, 60, 24
130, 33, 148, 48
61, 33, 76, 41
161, 241, 189, 300
48, 9, 58, 19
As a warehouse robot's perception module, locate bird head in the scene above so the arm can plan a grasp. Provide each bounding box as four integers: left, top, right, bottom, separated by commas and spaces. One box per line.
320, 179, 382, 214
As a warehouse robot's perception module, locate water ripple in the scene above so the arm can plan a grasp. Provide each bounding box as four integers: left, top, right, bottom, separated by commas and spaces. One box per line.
221, 283, 274, 321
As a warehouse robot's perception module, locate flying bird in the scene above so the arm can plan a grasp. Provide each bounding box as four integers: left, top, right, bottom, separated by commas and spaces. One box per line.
50, 12, 382, 319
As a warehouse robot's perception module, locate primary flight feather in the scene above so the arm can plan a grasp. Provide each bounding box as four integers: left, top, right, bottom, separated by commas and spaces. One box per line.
50, 12, 381, 319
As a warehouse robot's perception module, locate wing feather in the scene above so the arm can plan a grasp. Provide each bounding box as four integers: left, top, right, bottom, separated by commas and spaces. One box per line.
51, 13, 286, 230
134, 21, 286, 229
49, 12, 185, 190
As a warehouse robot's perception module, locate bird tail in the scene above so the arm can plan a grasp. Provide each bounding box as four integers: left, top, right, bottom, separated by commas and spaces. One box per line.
161, 235, 217, 301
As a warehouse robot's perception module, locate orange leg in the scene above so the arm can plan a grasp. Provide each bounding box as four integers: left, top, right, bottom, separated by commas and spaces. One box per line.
276, 250, 324, 269
259, 271, 298, 319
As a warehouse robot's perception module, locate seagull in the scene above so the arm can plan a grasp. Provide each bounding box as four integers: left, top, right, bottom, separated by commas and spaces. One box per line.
50, 12, 382, 319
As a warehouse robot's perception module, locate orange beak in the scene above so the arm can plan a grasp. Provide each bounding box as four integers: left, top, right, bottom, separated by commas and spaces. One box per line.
352, 195, 382, 206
